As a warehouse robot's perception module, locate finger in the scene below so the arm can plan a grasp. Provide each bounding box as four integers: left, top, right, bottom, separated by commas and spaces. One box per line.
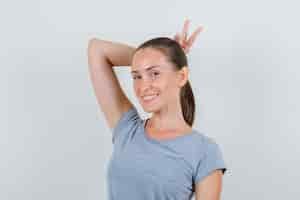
184, 48, 189, 54
184, 45, 190, 54
174, 32, 180, 43
186, 26, 203, 47
181, 19, 190, 44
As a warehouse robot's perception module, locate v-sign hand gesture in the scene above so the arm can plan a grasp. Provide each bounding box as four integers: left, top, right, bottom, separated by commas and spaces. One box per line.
174, 19, 204, 54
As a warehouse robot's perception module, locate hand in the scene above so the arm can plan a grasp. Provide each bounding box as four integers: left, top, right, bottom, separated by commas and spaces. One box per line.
173, 19, 204, 54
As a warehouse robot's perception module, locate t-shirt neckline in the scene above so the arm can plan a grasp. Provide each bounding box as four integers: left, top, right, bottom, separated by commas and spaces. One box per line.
142, 118, 196, 144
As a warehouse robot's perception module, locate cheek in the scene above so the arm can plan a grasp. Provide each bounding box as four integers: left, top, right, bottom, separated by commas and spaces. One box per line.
132, 77, 175, 96
162, 79, 181, 98
156, 80, 177, 98
133, 83, 139, 95
133, 82, 147, 97
159, 76, 175, 89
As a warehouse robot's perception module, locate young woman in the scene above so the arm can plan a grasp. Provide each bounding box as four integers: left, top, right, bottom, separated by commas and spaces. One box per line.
87, 20, 227, 200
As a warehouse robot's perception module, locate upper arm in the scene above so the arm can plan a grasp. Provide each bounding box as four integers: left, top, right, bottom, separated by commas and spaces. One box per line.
87, 38, 134, 130
195, 169, 223, 200
193, 138, 227, 200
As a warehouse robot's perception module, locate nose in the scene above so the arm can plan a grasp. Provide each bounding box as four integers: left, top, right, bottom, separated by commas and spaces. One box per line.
139, 77, 154, 93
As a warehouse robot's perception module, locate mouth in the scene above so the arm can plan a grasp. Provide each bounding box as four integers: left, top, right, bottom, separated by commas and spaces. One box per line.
142, 93, 159, 104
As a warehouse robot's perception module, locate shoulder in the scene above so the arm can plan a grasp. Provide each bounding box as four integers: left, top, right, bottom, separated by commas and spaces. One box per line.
189, 130, 217, 149
191, 131, 227, 186
185, 130, 224, 161
111, 106, 141, 144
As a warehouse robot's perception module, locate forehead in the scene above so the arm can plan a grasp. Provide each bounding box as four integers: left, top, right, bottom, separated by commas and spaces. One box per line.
131, 48, 170, 73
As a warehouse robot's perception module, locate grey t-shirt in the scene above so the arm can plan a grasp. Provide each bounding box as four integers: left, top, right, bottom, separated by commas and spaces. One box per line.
107, 106, 227, 200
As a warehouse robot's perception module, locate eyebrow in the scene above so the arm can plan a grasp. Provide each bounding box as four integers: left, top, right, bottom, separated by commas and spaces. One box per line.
131, 66, 159, 74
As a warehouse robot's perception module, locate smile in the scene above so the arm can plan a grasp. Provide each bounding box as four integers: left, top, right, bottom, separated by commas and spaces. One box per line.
142, 93, 159, 103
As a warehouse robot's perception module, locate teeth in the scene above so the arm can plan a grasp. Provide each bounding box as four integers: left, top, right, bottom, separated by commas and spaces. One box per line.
143, 94, 158, 101
144, 95, 156, 100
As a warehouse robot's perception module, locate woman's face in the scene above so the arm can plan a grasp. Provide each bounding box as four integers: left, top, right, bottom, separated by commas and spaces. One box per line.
131, 47, 187, 112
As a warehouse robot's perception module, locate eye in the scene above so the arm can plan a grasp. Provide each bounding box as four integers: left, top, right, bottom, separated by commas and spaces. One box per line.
152, 71, 160, 77
133, 75, 141, 80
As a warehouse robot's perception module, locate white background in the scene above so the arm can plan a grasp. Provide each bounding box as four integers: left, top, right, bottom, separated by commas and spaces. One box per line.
1, 0, 299, 199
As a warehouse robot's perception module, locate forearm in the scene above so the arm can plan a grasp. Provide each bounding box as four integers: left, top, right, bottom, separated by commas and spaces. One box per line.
88, 38, 136, 67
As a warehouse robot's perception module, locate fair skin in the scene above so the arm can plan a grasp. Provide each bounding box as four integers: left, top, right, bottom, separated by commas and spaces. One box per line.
131, 47, 192, 137
87, 19, 223, 200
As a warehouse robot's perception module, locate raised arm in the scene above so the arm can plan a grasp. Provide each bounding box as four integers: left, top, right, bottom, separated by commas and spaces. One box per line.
87, 38, 135, 130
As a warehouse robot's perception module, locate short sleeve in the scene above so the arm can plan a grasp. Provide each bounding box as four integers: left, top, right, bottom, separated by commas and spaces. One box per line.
193, 138, 227, 184
111, 106, 140, 144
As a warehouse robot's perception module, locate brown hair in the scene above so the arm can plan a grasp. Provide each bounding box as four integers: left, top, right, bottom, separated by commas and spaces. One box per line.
134, 37, 195, 126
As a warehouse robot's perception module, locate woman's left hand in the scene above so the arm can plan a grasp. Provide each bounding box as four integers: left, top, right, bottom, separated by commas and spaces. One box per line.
174, 19, 204, 54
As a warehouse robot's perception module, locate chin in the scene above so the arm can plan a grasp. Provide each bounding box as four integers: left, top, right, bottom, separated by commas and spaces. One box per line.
142, 105, 162, 114
140, 95, 162, 112
142, 106, 154, 113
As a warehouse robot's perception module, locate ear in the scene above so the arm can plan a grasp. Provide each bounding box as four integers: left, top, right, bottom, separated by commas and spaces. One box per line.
177, 66, 189, 87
